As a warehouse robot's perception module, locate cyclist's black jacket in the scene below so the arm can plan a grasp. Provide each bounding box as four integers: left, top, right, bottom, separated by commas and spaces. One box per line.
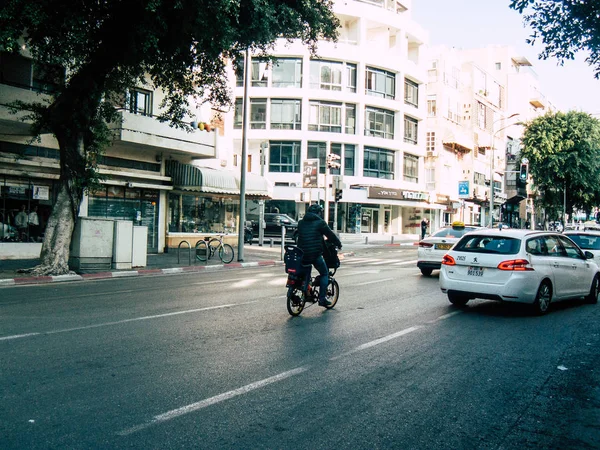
296, 212, 342, 263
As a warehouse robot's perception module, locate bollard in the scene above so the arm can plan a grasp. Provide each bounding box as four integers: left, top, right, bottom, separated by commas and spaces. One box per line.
391, 236, 394, 245
270, 238, 274, 248
365, 236, 368, 245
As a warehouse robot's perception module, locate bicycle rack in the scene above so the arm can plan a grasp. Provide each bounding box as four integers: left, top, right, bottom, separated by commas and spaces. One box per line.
195, 239, 209, 264
178, 240, 191, 265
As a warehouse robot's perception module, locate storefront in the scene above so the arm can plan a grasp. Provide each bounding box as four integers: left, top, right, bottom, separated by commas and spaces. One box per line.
165, 160, 271, 249
0, 176, 56, 242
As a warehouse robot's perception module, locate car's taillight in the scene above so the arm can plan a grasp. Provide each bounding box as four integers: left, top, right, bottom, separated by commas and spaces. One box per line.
419, 241, 433, 248
497, 259, 534, 271
441, 254, 456, 265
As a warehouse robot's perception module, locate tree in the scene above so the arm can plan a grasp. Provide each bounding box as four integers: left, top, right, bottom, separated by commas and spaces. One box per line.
510, 0, 600, 78
0, 0, 339, 275
519, 111, 600, 221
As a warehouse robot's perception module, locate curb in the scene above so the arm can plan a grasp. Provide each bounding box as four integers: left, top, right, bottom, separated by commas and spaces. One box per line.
0, 251, 357, 287
0, 260, 284, 287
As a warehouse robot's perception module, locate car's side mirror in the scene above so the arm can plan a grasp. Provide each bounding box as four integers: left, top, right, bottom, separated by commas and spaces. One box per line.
584, 251, 594, 260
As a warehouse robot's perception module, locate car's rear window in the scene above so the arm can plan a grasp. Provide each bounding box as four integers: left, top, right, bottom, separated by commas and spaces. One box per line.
432, 227, 477, 239
454, 235, 521, 254
566, 234, 600, 250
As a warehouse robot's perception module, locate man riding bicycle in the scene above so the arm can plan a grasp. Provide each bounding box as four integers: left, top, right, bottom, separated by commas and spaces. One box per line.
296, 204, 342, 307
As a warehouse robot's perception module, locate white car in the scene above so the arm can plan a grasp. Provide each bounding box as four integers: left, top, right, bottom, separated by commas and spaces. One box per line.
439, 229, 600, 314
563, 231, 600, 266
417, 222, 479, 276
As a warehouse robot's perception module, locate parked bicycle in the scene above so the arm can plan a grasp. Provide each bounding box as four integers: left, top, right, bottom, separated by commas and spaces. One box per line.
284, 242, 340, 317
195, 234, 235, 264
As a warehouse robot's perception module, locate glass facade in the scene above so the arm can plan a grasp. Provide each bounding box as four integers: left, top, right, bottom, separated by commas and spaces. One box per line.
168, 193, 240, 235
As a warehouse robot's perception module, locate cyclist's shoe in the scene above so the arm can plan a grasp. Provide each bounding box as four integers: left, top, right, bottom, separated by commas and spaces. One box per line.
318, 298, 332, 307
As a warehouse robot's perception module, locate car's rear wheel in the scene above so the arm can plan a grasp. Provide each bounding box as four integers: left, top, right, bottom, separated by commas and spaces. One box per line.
585, 274, 600, 304
420, 268, 433, 276
533, 281, 552, 315
448, 292, 469, 306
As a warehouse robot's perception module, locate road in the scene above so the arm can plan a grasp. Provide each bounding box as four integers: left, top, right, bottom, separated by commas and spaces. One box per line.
1, 246, 599, 449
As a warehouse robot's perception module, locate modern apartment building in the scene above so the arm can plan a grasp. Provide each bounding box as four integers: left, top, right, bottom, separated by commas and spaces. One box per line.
223, 0, 440, 236
426, 45, 554, 229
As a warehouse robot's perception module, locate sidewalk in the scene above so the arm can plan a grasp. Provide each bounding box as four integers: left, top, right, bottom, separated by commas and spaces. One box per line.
0, 234, 418, 286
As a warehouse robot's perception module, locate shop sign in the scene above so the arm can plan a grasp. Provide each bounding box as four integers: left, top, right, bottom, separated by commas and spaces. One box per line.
9, 186, 26, 195
302, 159, 319, 188
436, 194, 450, 204
32, 185, 50, 200
368, 187, 428, 201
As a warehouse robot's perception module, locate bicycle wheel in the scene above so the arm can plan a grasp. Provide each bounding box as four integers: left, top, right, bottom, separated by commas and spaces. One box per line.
287, 287, 305, 316
324, 278, 339, 309
219, 243, 235, 264
208, 238, 221, 258
195, 240, 208, 262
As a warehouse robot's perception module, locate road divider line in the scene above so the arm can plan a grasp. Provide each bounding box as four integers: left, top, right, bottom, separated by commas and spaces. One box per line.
356, 278, 395, 286
118, 367, 308, 436
0, 332, 41, 341
392, 259, 418, 265
331, 326, 423, 360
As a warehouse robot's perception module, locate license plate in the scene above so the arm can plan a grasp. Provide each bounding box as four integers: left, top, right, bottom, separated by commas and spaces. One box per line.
435, 243, 452, 250
467, 266, 484, 277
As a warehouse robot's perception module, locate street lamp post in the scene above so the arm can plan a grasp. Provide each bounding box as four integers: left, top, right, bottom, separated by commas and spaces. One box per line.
489, 113, 520, 228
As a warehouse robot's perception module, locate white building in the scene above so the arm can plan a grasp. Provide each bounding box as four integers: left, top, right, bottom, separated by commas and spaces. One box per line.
222, 0, 442, 236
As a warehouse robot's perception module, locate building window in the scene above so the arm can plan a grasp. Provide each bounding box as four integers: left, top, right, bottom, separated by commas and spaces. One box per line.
346, 63, 357, 93
126, 88, 152, 116
495, 62, 502, 70
365, 67, 395, 99
250, 98, 267, 129
403, 115, 418, 144
403, 153, 418, 183
474, 172, 486, 185
365, 106, 395, 139
344, 144, 355, 176
364, 147, 394, 179
250, 59, 269, 87
269, 141, 301, 173
270, 99, 301, 130
272, 58, 302, 88
426, 167, 435, 191
330, 143, 342, 175
234, 98, 243, 129
426, 132, 435, 153
309, 101, 342, 132
404, 79, 419, 107
235, 58, 244, 87
427, 96, 437, 117
310, 60, 343, 91
307, 141, 327, 173
345, 103, 356, 134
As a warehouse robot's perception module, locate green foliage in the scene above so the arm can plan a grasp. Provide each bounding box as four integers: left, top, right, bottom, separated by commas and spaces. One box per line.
510, 0, 600, 78
519, 111, 600, 217
0, 0, 339, 190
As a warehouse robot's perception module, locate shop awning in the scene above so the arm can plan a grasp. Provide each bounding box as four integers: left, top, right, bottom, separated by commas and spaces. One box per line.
166, 161, 271, 198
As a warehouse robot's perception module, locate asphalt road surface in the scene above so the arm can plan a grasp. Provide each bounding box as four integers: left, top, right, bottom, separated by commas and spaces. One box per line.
1, 247, 599, 449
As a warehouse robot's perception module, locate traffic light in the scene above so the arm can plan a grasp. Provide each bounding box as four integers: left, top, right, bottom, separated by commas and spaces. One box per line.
519, 162, 528, 184
326, 153, 341, 170
335, 188, 343, 202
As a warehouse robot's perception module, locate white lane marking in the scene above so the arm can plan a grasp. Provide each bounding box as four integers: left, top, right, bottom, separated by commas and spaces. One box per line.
331, 325, 423, 361
426, 311, 462, 323
231, 279, 259, 288
0, 302, 258, 341
117, 367, 308, 436
191, 278, 247, 286
0, 332, 41, 341
356, 278, 395, 286
117, 311, 461, 435
392, 260, 418, 266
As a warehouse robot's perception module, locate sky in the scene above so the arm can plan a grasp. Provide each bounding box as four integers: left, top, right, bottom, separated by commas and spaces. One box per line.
412, 0, 600, 114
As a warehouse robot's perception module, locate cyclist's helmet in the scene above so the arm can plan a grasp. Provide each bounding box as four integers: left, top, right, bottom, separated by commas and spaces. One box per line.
307, 204, 324, 217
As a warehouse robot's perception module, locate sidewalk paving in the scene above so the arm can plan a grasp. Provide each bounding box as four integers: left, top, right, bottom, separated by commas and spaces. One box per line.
0, 234, 418, 287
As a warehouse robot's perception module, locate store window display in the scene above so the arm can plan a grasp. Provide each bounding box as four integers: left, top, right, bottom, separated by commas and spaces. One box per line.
168, 193, 239, 235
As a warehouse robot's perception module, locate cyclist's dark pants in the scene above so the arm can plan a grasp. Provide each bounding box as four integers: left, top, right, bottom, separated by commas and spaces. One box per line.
312, 256, 328, 301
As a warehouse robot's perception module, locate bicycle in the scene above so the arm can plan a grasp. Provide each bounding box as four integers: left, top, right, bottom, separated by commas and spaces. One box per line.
195, 234, 235, 264
284, 243, 340, 317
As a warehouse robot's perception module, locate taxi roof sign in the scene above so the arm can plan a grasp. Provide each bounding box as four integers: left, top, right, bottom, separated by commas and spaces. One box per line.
451, 221, 465, 229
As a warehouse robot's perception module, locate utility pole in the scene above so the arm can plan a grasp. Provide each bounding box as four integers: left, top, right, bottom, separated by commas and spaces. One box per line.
325, 147, 341, 228
258, 141, 268, 246
237, 48, 250, 261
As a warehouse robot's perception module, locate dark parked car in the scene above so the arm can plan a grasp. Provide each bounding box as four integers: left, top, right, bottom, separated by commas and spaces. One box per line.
251, 213, 298, 240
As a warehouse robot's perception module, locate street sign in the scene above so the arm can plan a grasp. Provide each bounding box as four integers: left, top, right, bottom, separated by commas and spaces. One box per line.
302, 159, 319, 188
458, 180, 470, 198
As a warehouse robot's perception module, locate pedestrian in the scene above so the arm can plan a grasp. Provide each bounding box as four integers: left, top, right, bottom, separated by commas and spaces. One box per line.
28, 205, 40, 242
420, 218, 429, 240
296, 204, 342, 307
14, 205, 29, 241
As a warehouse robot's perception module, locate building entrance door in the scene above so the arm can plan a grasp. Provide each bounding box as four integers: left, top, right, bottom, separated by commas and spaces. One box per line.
361, 207, 379, 233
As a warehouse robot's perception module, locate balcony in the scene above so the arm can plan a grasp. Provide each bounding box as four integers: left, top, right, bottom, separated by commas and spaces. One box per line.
108, 110, 216, 159
442, 129, 473, 154
0, 83, 50, 135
